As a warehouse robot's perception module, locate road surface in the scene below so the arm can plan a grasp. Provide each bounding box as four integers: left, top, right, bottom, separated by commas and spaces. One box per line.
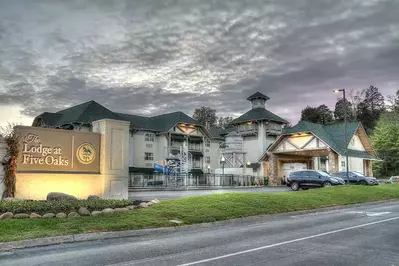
129, 187, 291, 200
1, 201, 399, 266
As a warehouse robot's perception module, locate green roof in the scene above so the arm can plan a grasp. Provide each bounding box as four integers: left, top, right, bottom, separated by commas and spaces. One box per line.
281, 120, 376, 159
247, 92, 270, 101
346, 149, 378, 160
33, 101, 204, 135
231, 108, 288, 124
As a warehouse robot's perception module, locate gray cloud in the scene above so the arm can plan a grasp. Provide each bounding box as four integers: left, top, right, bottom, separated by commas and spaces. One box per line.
0, 0, 399, 124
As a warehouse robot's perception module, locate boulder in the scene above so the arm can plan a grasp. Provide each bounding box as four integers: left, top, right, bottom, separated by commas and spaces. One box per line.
87, 195, 101, 200
0, 212, 14, 220
56, 213, 67, 218
147, 202, 154, 207
47, 192, 78, 201
30, 213, 42, 218
91, 211, 103, 216
139, 202, 148, 208
42, 213, 55, 219
68, 212, 80, 218
14, 213, 30, 219
78, 207, 91, 216
151, 199, 160, 204
102, 208, 114, 214
127, 205, 136, 210
114, 207, 129, 212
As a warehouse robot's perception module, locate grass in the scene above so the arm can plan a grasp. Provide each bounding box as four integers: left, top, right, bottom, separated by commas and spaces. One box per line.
1, 184, 399, 243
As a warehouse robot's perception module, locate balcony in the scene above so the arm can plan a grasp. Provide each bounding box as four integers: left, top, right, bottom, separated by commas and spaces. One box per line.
188, 143, 203, 152
192, 161, 202, 169
237, 123, 258, 136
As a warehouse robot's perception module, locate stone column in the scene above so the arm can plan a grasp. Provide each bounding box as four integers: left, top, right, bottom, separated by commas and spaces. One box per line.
366, 160, 373, 176
92, 119, 130, 199
268, 153, 280, 185
327, 149, 338, 174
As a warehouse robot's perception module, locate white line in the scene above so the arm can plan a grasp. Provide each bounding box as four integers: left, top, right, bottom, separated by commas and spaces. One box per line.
176, 216, 399, 266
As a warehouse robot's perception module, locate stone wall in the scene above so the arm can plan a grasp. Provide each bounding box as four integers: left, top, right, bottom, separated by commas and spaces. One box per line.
328, 149, 339, 173
16, 173, 102, 200
268, 153, 280, 185
15, 119, 130, 200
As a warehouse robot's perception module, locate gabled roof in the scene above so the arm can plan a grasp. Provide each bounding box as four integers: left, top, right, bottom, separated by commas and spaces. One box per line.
32, 100, 206, 135
231, 108, 288, 124
247, 92, 270, 101
34, 101, 121, 127
271, 120, 377, 159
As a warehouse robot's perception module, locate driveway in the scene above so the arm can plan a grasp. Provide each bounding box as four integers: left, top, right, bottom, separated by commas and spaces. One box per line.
129, 187, 290, 200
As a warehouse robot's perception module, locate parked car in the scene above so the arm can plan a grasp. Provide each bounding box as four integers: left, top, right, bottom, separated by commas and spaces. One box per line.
331, 171, 379, 185
386, 176, 399, 184
286, 170, 345, 191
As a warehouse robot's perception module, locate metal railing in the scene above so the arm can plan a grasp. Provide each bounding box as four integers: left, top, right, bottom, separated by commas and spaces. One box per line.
128, 173, 268, 188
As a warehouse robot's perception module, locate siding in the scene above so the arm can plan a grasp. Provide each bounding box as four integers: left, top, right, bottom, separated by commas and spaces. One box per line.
348, 134, 366, 151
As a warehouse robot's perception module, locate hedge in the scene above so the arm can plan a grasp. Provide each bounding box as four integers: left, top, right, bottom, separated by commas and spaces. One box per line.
0, 199, 132, 215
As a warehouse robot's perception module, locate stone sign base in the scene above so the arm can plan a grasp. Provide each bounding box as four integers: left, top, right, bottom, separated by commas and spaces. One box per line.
14, 119, 130, 200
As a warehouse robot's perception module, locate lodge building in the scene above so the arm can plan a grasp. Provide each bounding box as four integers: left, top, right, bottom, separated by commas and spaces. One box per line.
31, 92, 379, 185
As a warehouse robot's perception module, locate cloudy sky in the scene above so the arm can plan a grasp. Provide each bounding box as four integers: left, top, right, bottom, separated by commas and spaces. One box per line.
1, 0, 399, 127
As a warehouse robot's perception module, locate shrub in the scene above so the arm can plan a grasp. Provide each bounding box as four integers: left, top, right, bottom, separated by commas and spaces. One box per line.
0, 199, 132, 215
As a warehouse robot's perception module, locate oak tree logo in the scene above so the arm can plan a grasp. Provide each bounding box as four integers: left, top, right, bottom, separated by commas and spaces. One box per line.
76, 143, 96, 165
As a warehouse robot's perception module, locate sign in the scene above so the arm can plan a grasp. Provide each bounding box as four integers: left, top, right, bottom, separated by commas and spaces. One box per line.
16, 126, 100, 173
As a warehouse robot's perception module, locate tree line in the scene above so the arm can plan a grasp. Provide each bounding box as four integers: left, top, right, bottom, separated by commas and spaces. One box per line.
192, 106, 234, 129
299, 85, 398, 133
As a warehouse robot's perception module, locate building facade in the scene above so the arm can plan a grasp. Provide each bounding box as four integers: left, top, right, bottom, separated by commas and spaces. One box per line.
215, 92, 288, 179
31, 101, 224, 180
31, 92, 379, 186
262, 120, 379, 185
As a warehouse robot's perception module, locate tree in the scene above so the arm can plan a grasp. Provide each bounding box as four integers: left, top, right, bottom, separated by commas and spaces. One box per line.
317, 104, 334, 124
193, 106, 218, 128
387, 89, 399, 112
371, 112, 399, 178
217, 116, 233, 129
334, 98, 354, 121
301, 105, 333, 124
357, 85, 385, 132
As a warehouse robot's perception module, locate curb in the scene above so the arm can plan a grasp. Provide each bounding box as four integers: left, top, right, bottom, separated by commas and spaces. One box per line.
1, 199, 398, 252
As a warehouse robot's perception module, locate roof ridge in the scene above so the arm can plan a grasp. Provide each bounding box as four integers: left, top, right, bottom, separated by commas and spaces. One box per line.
56, 100, 94, 114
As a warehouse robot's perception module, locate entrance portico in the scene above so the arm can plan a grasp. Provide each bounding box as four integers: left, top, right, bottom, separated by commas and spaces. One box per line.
263, 121, 379, 185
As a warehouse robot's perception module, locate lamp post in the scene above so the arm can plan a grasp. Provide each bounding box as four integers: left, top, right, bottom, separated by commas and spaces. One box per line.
333, 88, 349, 184
221, 156, 225, 176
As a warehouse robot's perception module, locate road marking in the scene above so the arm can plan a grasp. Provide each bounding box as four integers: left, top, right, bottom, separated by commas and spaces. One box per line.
366, 212, 392, 217
346, 211, 392, 217
176, 216, 399, 266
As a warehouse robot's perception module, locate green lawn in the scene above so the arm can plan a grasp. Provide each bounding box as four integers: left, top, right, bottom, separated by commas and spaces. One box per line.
1, 184, 399, 243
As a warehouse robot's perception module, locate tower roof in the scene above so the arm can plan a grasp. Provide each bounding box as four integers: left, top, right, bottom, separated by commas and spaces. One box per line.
247, 92, 270, 101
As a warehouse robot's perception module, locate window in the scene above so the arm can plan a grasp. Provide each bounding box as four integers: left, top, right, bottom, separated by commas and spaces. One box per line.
308, 171, 320, 180
145, 133, 154, 142
144, 152, 154, 161
205, 139, 211, 147
341, 161, 345, 167
206, 156, 211, 163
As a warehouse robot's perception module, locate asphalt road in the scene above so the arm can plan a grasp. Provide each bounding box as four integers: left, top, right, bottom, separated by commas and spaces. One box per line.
129, 187, 291, 200
1, 201, 399, 266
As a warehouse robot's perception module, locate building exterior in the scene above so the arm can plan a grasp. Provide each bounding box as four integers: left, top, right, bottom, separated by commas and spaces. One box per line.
215, 92, 288, 179
262, 120, 379, 185
31, 92, 379, 187
32, 101, 224, 181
